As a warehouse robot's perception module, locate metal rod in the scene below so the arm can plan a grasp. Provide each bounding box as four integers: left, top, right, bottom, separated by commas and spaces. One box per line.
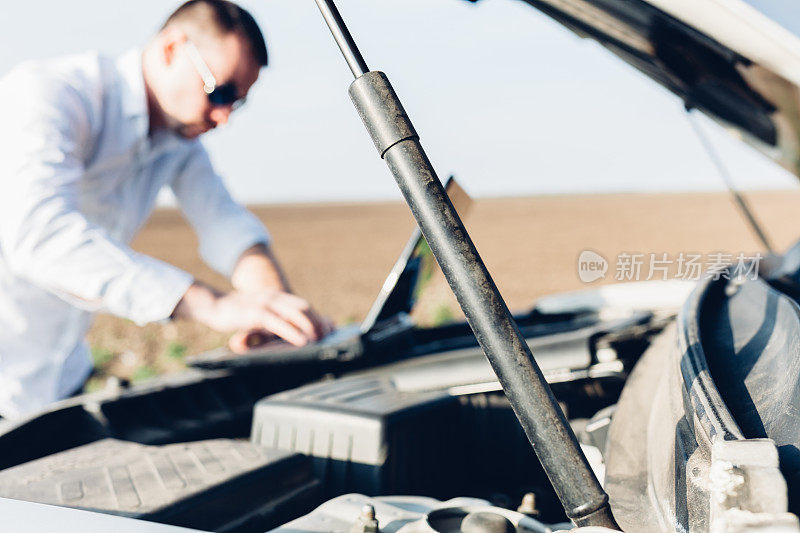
349, 72, 618, 529
380, 138, 619, 529
313, 2, 619, 527
687, 110, 775, 254
313, 0, 369, 78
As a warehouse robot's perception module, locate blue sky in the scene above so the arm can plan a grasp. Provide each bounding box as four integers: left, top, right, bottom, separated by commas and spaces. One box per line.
1, 0, 797, 203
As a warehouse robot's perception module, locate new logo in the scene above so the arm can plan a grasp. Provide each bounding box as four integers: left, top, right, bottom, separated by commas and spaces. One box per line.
578, 250, 608, 283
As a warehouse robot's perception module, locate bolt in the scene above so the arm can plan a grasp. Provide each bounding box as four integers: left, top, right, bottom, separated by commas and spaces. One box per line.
351, 503, 379, 533
517, 492, 539, 516
361, 504, 376, 521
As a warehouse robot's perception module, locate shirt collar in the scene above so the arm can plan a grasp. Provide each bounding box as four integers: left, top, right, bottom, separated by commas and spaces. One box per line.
115, 48, 149, 138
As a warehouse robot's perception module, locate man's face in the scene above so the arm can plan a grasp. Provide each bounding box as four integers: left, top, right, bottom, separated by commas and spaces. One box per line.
159, 29, 260, 139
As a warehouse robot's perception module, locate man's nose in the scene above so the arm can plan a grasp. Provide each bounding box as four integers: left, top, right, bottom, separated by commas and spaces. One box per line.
209, 106, 232, 126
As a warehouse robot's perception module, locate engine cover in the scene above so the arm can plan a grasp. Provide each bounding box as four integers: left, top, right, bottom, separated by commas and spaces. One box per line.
0, 438, 320, 532
251, 371, 546, 501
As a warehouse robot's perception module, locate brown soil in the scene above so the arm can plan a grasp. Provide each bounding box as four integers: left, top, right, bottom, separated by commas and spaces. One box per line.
86, 190, 800, 385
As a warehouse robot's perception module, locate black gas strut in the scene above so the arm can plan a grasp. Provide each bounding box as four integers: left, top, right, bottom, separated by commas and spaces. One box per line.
312, 1, 619, 529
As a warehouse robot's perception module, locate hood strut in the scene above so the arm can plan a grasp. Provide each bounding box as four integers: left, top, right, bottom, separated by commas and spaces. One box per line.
686, 109, 775, 255
313, 0, 619, 529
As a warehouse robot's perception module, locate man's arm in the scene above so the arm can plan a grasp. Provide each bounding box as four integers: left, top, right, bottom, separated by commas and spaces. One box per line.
231, 242, 291, 293
171, 242, 331, 348
169, 147, 332, 349
169, 142, 275, 280
170, 280, 324, 347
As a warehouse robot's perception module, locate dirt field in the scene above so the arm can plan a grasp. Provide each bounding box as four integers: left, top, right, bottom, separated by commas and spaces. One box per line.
86, 190, 800, 388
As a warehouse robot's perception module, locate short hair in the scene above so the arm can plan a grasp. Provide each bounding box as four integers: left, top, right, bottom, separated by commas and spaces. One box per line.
162, 0, 268, 67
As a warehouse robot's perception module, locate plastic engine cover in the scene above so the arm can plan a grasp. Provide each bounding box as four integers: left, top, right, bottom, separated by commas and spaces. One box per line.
251, 374, 546, 500
0, 438, 320, 532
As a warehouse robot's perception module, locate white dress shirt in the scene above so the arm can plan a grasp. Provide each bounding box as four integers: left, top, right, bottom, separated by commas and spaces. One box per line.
0, 49, 270, 418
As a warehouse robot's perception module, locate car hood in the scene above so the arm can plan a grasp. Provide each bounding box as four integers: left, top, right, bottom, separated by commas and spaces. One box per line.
513, 0, 800, 178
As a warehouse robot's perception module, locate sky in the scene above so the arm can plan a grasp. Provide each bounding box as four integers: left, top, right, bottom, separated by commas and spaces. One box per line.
0, 0, 798, 204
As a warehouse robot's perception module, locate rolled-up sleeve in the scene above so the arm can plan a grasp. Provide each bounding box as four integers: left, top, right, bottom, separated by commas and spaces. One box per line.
0, 78, 193, 325
170, 142, 271, 278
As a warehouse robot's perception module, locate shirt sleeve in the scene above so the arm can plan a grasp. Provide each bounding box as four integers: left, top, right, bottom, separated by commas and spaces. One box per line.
170, 141, 271, 278
0, 74, 193, 326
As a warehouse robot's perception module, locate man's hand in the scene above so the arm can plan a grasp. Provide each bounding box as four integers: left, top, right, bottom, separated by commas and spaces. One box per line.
226, 242, 334, 351
172, 282, 333, 347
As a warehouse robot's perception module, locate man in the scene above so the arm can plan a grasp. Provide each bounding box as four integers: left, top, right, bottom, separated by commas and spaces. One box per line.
0, 0, 330, 419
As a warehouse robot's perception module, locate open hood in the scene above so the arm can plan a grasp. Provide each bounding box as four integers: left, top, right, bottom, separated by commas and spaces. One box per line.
509, 0, 800, 178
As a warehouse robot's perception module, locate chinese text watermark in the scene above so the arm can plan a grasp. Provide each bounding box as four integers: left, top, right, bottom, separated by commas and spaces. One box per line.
577, 251, 762, 283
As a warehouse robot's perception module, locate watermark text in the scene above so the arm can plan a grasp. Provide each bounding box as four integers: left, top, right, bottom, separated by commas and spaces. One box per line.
577, 251, 762, 283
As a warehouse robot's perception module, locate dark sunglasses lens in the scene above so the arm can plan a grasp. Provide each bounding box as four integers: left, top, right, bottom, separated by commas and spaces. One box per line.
207, 83, 239, 106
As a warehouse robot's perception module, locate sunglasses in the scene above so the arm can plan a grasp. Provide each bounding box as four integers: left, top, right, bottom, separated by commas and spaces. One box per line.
184, 40, 246, 110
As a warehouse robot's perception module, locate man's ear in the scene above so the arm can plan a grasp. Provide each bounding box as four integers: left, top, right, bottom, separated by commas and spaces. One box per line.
160, 26, 187, 66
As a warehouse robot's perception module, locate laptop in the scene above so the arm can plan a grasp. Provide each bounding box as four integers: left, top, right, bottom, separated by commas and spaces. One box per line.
188, 177, 472, 369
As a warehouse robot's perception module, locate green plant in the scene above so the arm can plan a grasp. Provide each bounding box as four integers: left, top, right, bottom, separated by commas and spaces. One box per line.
432, 303, 456, 326
84, 377, 106, 393
132, 365, 157, 382
90, 347, 114, 368
164, 342, 187, 360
